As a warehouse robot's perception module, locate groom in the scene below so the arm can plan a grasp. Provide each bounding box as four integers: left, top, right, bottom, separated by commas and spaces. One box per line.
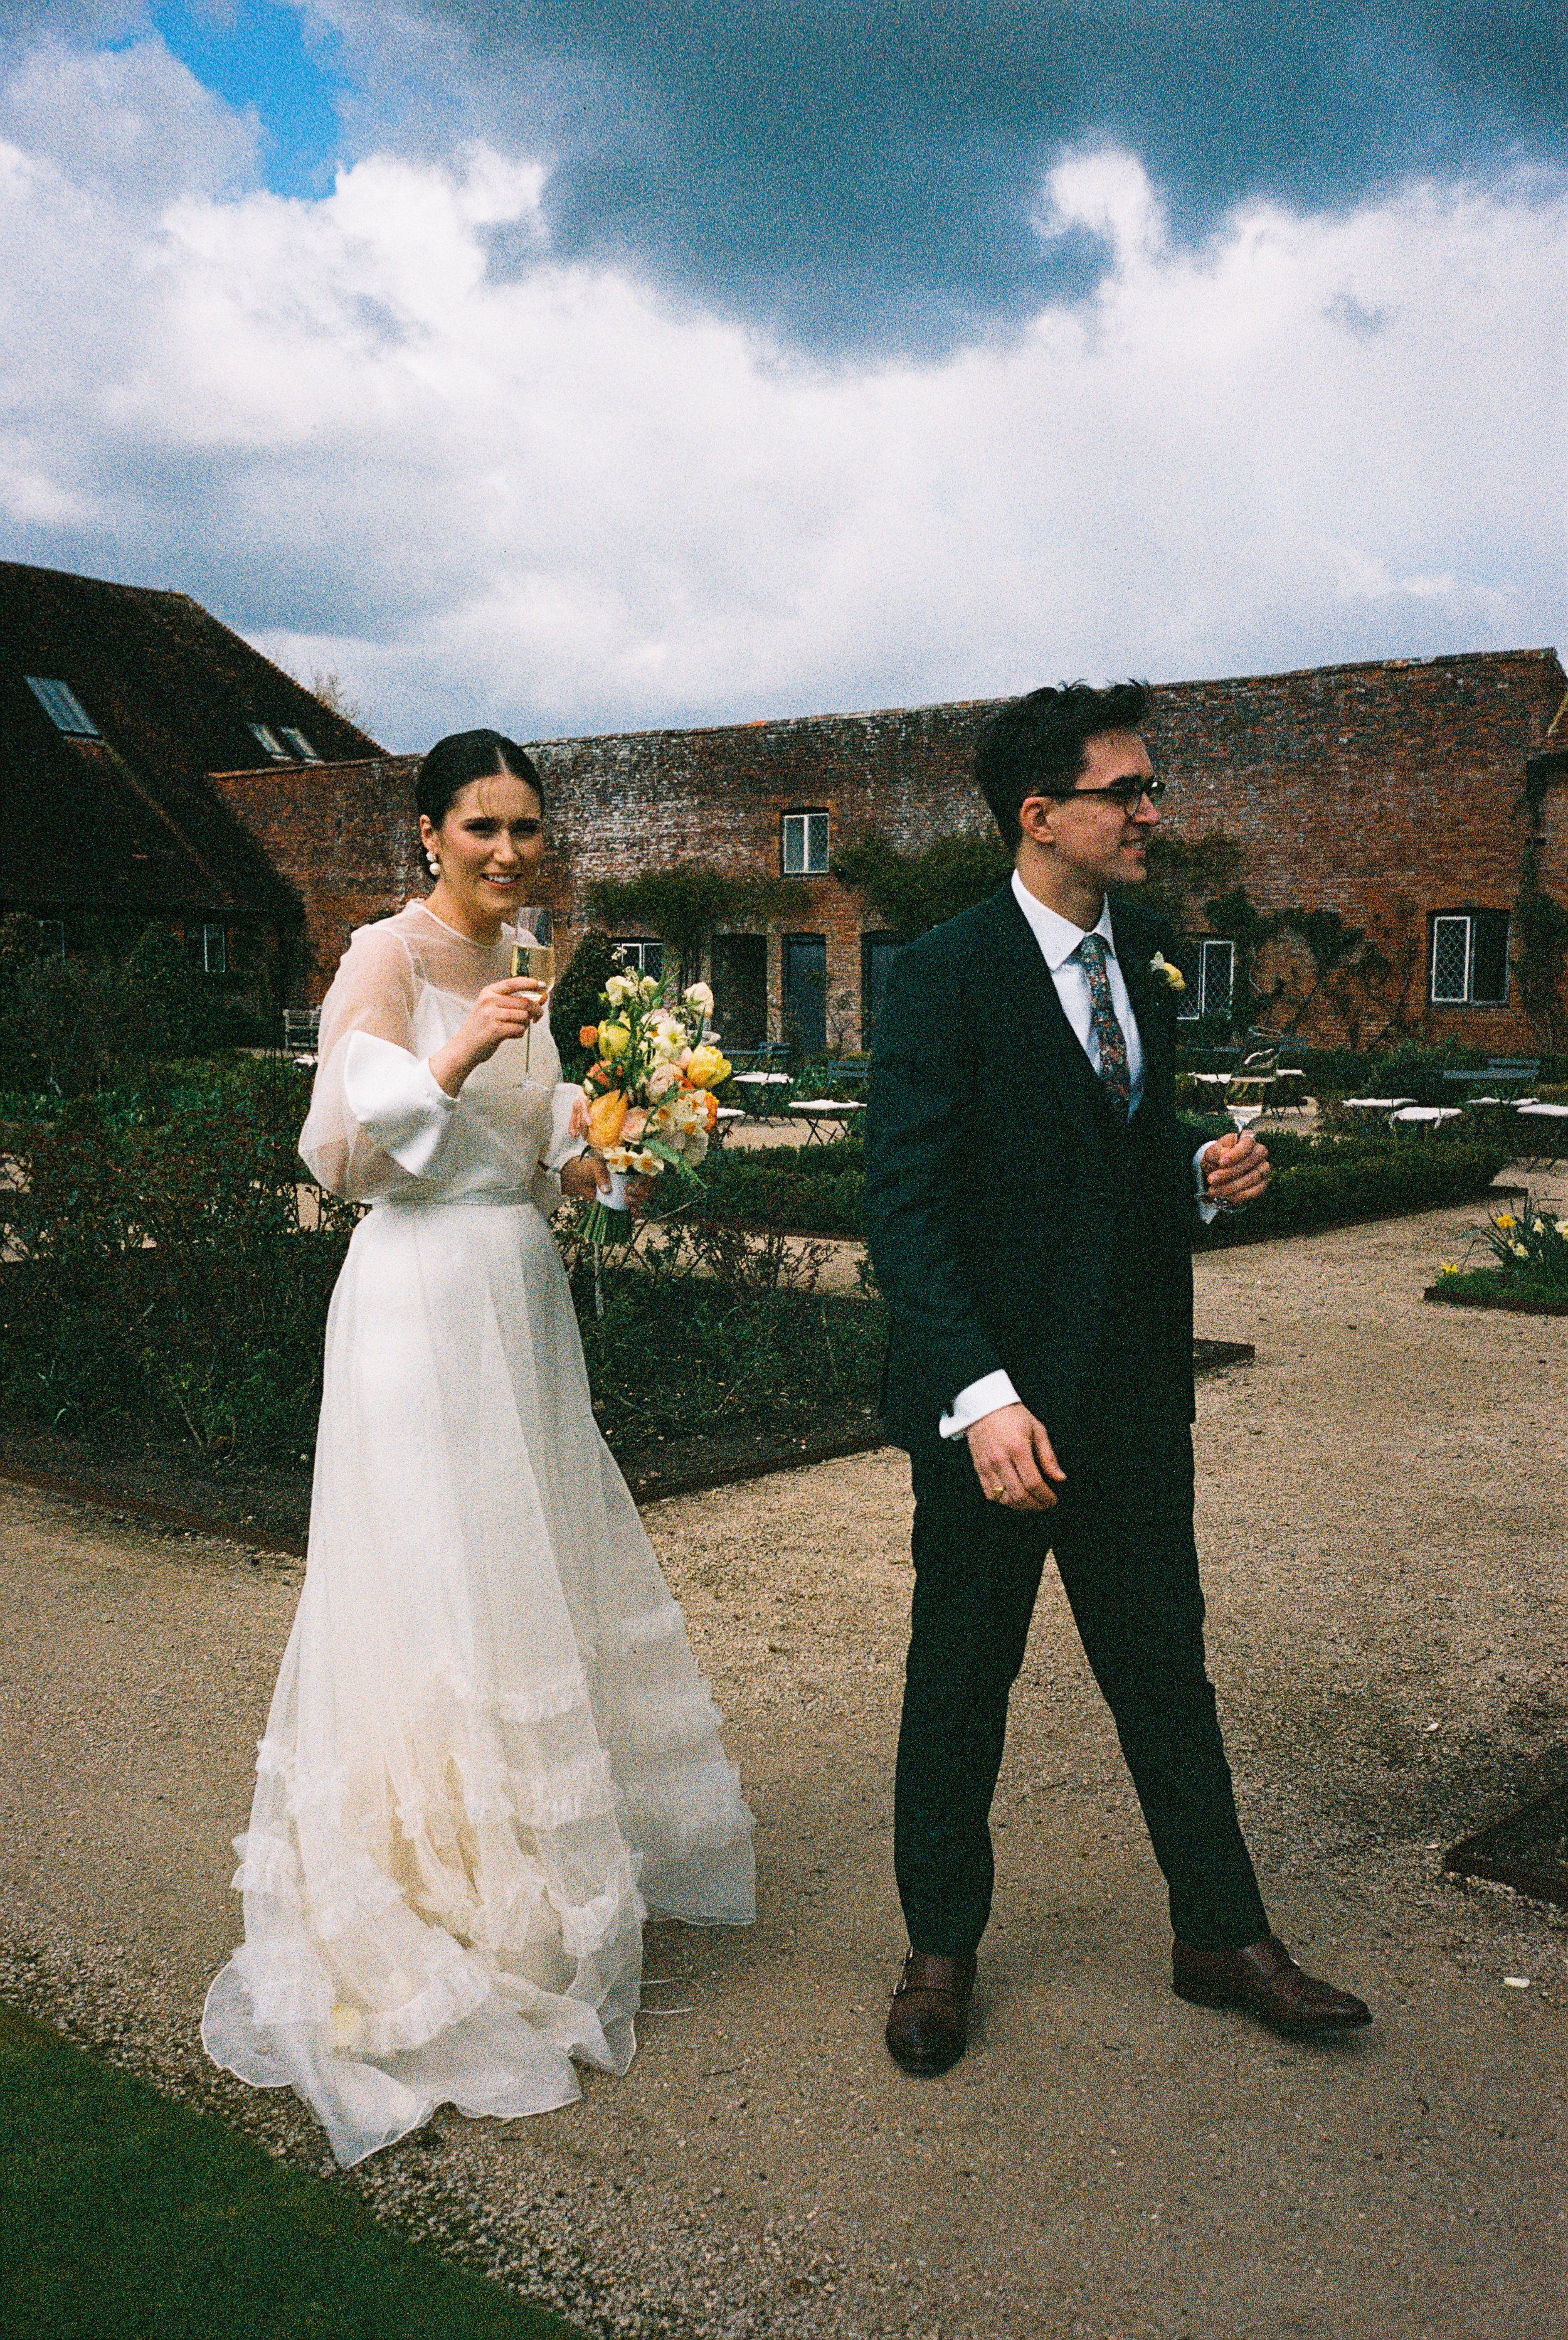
865, 681, 1371, 2074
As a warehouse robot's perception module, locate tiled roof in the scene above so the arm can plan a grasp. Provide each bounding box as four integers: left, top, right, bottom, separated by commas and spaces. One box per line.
0, 560, 384, 920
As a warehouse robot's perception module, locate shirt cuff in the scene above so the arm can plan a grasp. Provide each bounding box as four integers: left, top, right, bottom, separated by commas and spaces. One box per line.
343, 1031, 457, 1178
939, 1369, 1022, 1440
1194, 1139, 1222, 1224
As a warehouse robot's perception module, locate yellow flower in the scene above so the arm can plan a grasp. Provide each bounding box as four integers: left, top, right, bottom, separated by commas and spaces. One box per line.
1150, 952, 1187, 992
598, 1019, 631, 1058
1494, 1213, 1517, 1231
1439, 1262, 1459, 1275
685, 1043, 733, 1089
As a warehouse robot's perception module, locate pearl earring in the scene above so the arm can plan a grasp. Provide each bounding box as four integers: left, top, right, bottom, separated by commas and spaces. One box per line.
426, 851, 440, 878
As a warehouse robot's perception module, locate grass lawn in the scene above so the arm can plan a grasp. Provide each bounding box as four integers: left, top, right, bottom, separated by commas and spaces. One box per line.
0, 2002, 582, 2340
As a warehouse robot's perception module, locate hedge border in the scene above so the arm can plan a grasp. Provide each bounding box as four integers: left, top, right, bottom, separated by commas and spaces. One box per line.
1423, 1279, 1568, 1316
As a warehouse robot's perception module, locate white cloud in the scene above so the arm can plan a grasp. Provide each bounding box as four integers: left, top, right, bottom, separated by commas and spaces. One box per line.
0, 43, 1562, 749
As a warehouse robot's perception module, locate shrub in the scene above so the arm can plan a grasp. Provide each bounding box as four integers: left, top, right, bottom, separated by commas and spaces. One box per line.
695, 1127, 1512, 1245
0, 1058, 353, 1456
0, 1060, 884, 1469
0, 916, 255, 1096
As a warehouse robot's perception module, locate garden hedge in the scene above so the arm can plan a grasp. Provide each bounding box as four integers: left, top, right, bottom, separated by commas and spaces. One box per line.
699, 1128, 1513, 1244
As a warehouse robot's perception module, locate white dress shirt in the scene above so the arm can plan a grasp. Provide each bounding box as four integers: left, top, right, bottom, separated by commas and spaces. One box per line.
938, 870, 1217, 1439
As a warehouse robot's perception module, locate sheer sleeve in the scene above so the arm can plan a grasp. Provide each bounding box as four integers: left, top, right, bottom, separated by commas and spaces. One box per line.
299, 923, 590, 1209
299, 926, 455, 1203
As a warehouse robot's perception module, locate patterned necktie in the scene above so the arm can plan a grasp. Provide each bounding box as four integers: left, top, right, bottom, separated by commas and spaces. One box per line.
1077, 933, 1131, 1118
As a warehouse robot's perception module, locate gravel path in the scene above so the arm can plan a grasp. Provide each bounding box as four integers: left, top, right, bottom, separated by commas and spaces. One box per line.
2, 1183, 1565, 2339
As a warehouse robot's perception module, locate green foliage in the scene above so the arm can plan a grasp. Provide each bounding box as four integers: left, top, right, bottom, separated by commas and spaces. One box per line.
1271, 908, 1393, 1046
550, 929, 629, 1081
583, 867, 807, 984
1196, 1136, 1510, 1247
1139, 831, 1244, 927
700, 1140, 867, 1236
830, 832, 1010, 937
0, 915, 248, 1096
0, 1058, 354, 1457
1470, 1197, 1568, 1291
0, 2009, 577, 2338
1512, 848, 1568, 1045
0, 1061, 881, 1469
692, 1129, 1511, 1245
566, 1251, 885, 1454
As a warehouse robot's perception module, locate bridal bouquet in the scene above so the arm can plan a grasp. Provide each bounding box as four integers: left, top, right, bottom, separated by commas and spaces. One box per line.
575, 970, 732, 1246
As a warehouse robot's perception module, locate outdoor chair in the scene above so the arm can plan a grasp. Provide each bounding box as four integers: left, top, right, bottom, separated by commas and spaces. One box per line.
282, 1007, 320, 1062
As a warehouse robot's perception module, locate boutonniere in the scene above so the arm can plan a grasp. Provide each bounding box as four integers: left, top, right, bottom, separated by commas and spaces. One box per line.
1148, 952, 1187, 993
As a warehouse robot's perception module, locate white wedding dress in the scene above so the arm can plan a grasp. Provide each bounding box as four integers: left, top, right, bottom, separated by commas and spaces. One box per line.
202, 900, 755, 2167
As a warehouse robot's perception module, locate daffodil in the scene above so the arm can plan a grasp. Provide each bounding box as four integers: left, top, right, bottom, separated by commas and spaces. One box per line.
1149, 952, 1187, 992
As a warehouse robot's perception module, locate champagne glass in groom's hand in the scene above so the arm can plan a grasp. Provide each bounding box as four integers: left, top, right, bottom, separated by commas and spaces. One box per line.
513, 908, 554, 1075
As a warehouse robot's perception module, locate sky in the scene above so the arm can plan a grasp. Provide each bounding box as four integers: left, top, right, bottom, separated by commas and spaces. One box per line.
0, 1, 1562, 748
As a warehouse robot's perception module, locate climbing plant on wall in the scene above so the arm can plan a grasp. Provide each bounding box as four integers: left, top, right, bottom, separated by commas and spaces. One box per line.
830, 832, 1010, 937
583, 867, 808, 986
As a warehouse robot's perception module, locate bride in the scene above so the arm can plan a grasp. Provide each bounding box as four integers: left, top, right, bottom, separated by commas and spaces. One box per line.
203, 728, 755, 2167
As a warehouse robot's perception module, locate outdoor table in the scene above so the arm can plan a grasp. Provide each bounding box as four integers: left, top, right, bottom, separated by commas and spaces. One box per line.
1515, 1102, 1567, 1116
1342, 1097, 1417, 1112
1189, 1072, 1233, 1088
791, 1098, 867, 1144
711, 1106, 746, 1146
730, 1070, 794, 1119
1389, 1105, 1466, 1129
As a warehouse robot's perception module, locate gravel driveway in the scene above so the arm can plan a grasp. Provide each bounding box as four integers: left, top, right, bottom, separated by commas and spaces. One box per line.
1, 1184, 1564, 2340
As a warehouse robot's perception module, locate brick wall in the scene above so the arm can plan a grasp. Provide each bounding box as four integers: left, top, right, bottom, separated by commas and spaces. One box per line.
209, 758, 423, 1001
212, 650, 1567, 1051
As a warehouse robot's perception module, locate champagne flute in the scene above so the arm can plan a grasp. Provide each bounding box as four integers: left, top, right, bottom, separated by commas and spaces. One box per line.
512, 907, 554, 1074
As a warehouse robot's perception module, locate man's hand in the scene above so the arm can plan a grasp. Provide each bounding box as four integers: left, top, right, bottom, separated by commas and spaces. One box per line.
559, 1153, 612, 1205
1202, 1127, 1271, 1209
965, 1403, 1066, 1512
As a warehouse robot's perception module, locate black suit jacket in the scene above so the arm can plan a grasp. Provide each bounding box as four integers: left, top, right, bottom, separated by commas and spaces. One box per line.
865, 882, 1205, 1451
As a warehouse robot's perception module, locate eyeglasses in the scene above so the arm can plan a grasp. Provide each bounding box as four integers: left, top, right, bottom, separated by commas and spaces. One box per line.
1064, 776, 1169, 811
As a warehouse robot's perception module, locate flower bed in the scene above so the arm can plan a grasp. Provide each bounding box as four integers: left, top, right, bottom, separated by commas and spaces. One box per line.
1427, 1201, 1568, 1314
0, 1065, 885, 1478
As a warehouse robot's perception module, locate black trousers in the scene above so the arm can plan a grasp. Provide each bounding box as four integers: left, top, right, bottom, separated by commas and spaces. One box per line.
894, 1381, 1269, 1959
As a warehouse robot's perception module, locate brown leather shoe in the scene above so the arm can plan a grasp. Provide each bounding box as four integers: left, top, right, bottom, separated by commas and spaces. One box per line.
1173, 1935, 1372, 2037
885, 1951, 976, 2075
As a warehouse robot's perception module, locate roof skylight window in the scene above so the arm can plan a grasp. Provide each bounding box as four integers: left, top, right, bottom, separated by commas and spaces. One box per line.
279, 726, 323, 762
248, 723, 291, 762
26, 676, 99, 736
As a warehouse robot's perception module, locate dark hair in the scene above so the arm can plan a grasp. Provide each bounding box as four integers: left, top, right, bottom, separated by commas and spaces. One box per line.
416, 729, 544, 831
975, 680, 1152, 852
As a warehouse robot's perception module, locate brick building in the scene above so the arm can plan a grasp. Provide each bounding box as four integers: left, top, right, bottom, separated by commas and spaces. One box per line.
0, 560, 384, 1013
217, 646, 1567, 1056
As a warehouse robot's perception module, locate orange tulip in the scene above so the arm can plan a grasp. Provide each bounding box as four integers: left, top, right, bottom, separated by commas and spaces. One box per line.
588, 1090, 629, 1149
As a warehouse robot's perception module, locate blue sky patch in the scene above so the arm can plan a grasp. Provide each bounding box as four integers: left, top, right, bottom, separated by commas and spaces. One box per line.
149, 0, 352, 196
